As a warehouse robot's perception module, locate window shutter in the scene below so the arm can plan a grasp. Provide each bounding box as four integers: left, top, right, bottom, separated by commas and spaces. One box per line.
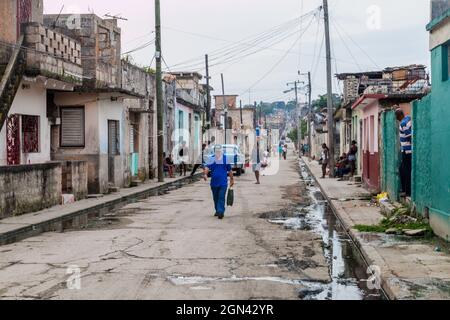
61, 108, 84, 147
108, 120, 120, 155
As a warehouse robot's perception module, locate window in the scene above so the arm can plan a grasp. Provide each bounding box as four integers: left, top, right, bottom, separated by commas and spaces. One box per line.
22, 115, 39, 153
108, 120, 120, 155
447, 43, 450, 80
369, 116, 375, 153
60, 107, 85, 147
443, 43, 450, 81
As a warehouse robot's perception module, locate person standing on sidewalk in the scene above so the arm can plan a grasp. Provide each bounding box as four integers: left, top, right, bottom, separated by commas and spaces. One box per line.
178, 141, 189, 176
321, 143, 330, 178
396, 108, 412, 197
348, 140, 358, 177
203, 145, 235, 220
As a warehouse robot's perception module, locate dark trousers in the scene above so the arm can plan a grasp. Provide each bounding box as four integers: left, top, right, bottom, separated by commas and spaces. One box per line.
322, 162, 328, 178
400, 153, 412, 196
191, 164, 202, 176
211, 186, 228, 215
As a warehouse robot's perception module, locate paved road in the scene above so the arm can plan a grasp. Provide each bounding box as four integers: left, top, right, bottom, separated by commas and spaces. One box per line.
0, 152, 330, 300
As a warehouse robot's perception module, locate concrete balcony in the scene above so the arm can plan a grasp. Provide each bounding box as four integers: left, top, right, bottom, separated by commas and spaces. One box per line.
23, 23, 83, 86
176, 88, 205, 111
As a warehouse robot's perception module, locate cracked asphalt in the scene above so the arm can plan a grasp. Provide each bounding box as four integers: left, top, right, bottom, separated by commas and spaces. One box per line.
0, 154, 330, 300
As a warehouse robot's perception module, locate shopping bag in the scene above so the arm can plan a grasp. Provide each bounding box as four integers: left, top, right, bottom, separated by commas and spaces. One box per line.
227, 188, 234, 207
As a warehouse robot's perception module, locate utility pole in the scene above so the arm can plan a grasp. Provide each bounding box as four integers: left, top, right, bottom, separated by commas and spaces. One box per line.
221, 74, 228, 145
205, 54, 211, 130
307, 71, 312, 158
323, 0, 335, 177
286, 80, 302, 152
240, 100, 243, 129
155, 0, 164, 182
253, 101, 257, 129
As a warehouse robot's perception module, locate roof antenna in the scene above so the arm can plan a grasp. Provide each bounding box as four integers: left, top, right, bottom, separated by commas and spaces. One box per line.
53, 5, 64, 29
104, 13, 128, 21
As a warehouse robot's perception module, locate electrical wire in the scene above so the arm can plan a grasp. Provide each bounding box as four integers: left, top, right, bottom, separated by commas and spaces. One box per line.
239, 14, 317, 97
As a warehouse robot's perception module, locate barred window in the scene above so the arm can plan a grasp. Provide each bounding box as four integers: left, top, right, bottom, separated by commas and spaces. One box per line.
22, 115, 39, 153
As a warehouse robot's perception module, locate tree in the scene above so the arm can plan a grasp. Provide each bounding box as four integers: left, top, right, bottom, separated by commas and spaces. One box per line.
287, 128, 298, 145
312, 94, 342, 111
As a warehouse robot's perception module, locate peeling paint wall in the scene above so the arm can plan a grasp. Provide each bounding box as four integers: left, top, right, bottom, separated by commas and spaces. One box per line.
0, 162, 62, 219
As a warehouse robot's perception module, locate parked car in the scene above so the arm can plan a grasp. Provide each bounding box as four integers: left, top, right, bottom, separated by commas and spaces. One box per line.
206, 144, 246, 175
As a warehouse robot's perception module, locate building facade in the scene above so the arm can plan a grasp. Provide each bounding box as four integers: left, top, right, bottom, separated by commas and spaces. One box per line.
412, 0, 450, 241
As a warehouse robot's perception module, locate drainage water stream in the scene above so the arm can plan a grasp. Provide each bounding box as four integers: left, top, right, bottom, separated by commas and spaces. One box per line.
269, 160, 385, 300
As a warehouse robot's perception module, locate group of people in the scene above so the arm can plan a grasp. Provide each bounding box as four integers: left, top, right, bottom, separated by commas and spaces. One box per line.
320, 140, 358, 180
278, 143, 288, 160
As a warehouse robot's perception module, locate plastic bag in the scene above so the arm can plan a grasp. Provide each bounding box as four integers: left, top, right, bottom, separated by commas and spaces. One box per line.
376, 192, 389, 204
227, 188, 234, 207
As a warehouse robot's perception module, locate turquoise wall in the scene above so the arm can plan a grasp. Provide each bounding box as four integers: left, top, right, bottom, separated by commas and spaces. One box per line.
413, 43, 450, 240
381, 110, 400, 201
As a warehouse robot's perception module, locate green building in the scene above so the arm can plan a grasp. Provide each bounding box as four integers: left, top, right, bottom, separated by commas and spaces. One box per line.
412, 0, 450, 241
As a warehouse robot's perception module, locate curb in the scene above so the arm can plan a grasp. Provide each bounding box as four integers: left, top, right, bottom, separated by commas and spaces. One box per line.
301, 159, 394, 300
0, 174, 202, 246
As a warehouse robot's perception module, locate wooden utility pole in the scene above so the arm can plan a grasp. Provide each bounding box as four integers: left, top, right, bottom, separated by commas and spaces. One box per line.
155, 0, 164, 182
240, 100, 243, 129
307, 71, 312, 157
221, 74, 227, 145
323, 0, 335, 177
205, 54, 211, 129
287, 80, 301, 152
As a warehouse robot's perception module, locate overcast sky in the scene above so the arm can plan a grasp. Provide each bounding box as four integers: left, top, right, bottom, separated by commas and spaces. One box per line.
44, 0, 431, 105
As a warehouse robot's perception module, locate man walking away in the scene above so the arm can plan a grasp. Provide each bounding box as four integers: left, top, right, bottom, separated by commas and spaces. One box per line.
396, 109, 412, 197
252, 141, 262, 184
203, 145, 235, 220
191, 143, 207, 177
321, 143, 330, 178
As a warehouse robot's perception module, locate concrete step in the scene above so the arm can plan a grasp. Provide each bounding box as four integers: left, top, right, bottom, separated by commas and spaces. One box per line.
130, 180, 144, 187
350, 176, 362, 183
108, 186, 120, 193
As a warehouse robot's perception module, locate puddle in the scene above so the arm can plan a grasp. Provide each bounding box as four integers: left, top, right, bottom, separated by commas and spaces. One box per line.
299, 161, 385, 300
261, 160, 385, 300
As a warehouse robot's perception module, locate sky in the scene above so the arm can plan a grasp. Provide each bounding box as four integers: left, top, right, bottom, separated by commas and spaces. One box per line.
43, 0, 431, 105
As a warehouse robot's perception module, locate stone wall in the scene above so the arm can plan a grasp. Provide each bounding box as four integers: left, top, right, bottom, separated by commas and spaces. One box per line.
61, 161, 88, 200
23, 23, 82, 85
0, 162, 62, 219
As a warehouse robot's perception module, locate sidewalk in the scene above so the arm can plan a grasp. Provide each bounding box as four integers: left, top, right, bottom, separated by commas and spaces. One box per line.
302, 157, 450, 300
0, 174, 200, 246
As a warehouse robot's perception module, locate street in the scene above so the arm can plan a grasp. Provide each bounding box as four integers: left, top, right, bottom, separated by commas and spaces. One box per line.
0, 151, 333, 300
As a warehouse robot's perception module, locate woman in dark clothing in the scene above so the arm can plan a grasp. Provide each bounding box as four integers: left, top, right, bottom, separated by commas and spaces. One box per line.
321, 143, 330, 178
348, 141, 358, 177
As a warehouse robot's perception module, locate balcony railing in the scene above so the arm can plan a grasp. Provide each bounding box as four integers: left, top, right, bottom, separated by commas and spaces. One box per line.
23, 22, 83, 85
176, 89, 205, 109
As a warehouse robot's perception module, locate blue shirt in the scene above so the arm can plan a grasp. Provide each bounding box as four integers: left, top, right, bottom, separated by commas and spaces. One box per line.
207, 155, 232, 187
399, 115, 412, 154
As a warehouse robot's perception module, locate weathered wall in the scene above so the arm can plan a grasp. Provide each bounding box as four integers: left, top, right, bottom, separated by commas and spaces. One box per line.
381, 110, 401, 201
0, 80, 51, 166
412, 39, 450, 241
52, 92, 125, 194
0, 0, 16, 44
0, 162, 62, 219
43, 14, 122, 89
23, 22, 82, 84
61, 160, 88, 200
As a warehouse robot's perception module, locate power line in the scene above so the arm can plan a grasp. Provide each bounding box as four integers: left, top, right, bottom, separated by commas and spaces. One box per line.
239, 14, 317, 96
